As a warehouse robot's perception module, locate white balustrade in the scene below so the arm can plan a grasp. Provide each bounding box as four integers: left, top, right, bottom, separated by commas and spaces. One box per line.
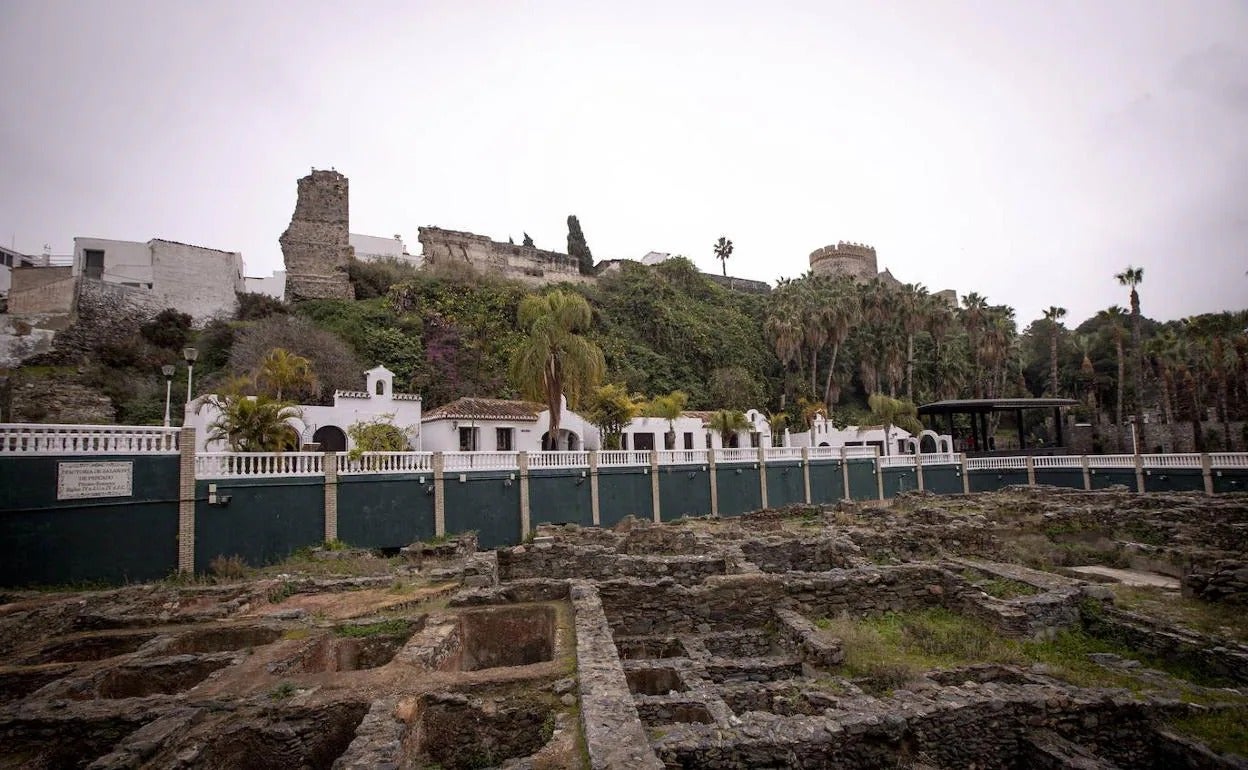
920, 452, 961, 466
879, 454, 917, 468
658, 449, 709, 466
764, 447, 804, 461
1140, 454, 1201, 469
597, 450, 651, 467
964, 456, 1026, 471
806, 446, 840, 460
443, 452, 519, 472
337, 452, 433, 475
0, 423, 180, 455
528, 451, 590, 469
843, 445, 879, 459
1032, 455, 1084, 469
716, 448, 758, 463
1210, 453, 1248, 469
195, 452, 324, 478
1086, 455, 1136, 469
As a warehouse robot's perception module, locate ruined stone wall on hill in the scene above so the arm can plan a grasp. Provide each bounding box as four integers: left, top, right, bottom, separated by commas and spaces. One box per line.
281, 170, 355, 301
417, 227, 591, 286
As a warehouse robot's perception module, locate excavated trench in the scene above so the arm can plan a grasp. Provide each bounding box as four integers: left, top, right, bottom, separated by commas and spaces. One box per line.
458, 605, 555, 671
405, 691, 557, 770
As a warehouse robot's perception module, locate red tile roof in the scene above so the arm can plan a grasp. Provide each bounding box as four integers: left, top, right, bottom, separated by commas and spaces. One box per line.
422, 397, 546, 422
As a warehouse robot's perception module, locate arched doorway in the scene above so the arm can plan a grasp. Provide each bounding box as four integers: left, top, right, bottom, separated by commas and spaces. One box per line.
541, 430, 580, 451
312, 425, 347, 452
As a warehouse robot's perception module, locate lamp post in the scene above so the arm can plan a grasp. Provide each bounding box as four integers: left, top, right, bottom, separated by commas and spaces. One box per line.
161, 364, 175, 427
183, 347, 198, 405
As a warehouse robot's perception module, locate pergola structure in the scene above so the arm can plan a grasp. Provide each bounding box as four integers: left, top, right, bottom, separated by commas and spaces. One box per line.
917, 398, 1078, 455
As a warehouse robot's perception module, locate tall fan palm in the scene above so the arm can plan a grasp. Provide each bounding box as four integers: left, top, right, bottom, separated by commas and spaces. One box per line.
207, 395, 302, 452
1146, 330, 1180, 426
897, 283, 930, 401
1115, 265, 1146, 445
960, 293, 990, 397
924, 295, 955, 398
1042, 306, 1067, 397
709, 409, 749, 448
510, 290, 605, 450
817, 278, 860, 409
713, 236, 734, 277
867, 393, 922, 456
1097, 306, 1129, 430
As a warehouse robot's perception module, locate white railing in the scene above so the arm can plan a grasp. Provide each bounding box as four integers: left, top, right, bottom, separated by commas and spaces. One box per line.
717, 448, 758, 463
443, 452, 519, 472
337, 452, 433, 475
807, 446, 839, 460
879, 454, 917, 468
528, 451, 590, 469
658, 449, 709, 466
196, 452, 324, 478
1087, 455, 1135, 469
965, 456, 1027, 471
764, 447, 804, 461
920, 452, 961, 466
1141, 454, 1201, 469
1033, 455, 1084, 469
598, 450, 651, 467
843, 445, 879, 459
0, 423, 180, 455
1211, 453, 1248, 468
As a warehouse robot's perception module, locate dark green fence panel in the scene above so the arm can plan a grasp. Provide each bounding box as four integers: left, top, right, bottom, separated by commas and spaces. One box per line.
765, 462, 806, 508
658, 465, 712, 521
529, 468, 594, 529
337, 474, 436, 549
194, 477, 324, 572
1035, 469, 1085, 489
881, 467, 918, 498
444, 471, 522, 550
0, 455, 180, 586
922, 464, 963, 495
1089, 469, 1137, 491
968, 470, 1029, 492
808, 461, 844, 503
597, 467, 653, 527
1143, 469, 1204, 493
1212, 469, 1248, 494
847, 460, 878, 501
716, 463, 761, 517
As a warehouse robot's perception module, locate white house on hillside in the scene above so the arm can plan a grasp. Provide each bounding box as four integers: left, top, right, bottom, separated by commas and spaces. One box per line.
187, 365, 423, 452
421, 396, 599, 452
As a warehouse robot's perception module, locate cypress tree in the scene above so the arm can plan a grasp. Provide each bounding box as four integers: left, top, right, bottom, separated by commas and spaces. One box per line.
567, 215, 594, 275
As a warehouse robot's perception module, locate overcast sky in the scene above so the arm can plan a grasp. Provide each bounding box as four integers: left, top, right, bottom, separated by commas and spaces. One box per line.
2, 0, 1245, 326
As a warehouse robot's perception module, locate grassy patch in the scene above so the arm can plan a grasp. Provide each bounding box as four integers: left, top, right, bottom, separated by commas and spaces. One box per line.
1169, 709, 1248, 757
335, 619, 412, 638
964, 572, 1040, 599
269, 681, 297, 700
1110, 585, 1247, 644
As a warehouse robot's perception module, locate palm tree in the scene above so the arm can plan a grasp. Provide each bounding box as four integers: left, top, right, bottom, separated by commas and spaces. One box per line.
645, 391, 688, 450
897, 283, 930, 401
766, 411, 789, 447
709, 409, 749, 448
1098, 306, 1129, 432
867, 393, 922, 456
924, 295, 955, 399
255, 348, 318, 402
713, 236, 734, 277
1115, 265, 1146, 447
1042, 306, 1067, 397
960, 293, 990, 397
207, 394, 302, 452
510, 290, 606, 450
817, 279, 860, 408
1146, 330, 1179, 426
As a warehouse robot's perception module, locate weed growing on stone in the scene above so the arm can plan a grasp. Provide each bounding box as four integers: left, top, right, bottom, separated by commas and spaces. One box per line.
323, 539, 349, 551
1110, 585, 1247, 643
266, 580, 298, 604
1169, 709, 1248, 757
335, 619, 412, 638
269, 681, 296, 700
208, 554, 249, 580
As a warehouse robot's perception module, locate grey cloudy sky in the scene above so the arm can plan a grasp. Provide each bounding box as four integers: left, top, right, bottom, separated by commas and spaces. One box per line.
2, 0, 1246, 326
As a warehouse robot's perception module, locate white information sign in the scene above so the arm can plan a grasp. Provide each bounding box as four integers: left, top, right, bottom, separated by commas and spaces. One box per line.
57, 461, 134, 500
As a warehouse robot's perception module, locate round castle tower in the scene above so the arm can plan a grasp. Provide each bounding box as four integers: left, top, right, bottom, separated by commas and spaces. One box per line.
809, 241, 877, 282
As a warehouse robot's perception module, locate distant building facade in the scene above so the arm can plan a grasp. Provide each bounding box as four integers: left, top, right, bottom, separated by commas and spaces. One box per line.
421, 395, 598, 452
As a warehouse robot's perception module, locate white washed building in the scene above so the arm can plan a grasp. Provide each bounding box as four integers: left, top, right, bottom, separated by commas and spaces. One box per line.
421, 396, 599, 452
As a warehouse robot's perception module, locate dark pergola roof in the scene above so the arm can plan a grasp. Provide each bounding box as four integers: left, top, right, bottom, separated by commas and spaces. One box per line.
918, 398, 1078, 415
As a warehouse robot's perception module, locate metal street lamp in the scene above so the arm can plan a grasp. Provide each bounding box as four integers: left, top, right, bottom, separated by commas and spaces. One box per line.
161, 364, 176, 427
183, 347, 198, 404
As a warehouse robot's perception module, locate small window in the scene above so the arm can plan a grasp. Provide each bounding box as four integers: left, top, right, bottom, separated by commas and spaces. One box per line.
749, 432, 760, 448
634, 433, 655, 451
458, 427, 478, 451
496, 428, 513, 451
683, 432, 694, 450
375, 379, 385, 396
83, 249, 104, 280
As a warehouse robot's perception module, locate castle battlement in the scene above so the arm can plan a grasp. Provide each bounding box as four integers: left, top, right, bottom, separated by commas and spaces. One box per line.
809, 240, 878, 281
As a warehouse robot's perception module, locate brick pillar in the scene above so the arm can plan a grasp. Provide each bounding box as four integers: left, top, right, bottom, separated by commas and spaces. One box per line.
915, 452, 925, 493
708, 447, 719, 517
650, 450, 661, 523
519, 451, 531, 538
1081, 454, 1091, 491
758, 445, 769, 509
1201, 453, 1214, 496
840, 445, 851, 501
1025, 455, 1035, 487
433, 452, 446, 537
801, 446, 812, 503
177, 426, 196, 574
875, 447, 885, 501
589, 450, 601, 525
960, 452, 970, 494
323, 452, 338, 543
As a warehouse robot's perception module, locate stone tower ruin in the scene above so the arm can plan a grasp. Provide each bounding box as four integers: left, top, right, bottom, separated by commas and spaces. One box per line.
808, 241, 878, 282
280, 169, 355, 301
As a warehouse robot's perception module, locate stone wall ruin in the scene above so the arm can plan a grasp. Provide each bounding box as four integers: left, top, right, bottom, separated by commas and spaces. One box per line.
280, 169, 355, 301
